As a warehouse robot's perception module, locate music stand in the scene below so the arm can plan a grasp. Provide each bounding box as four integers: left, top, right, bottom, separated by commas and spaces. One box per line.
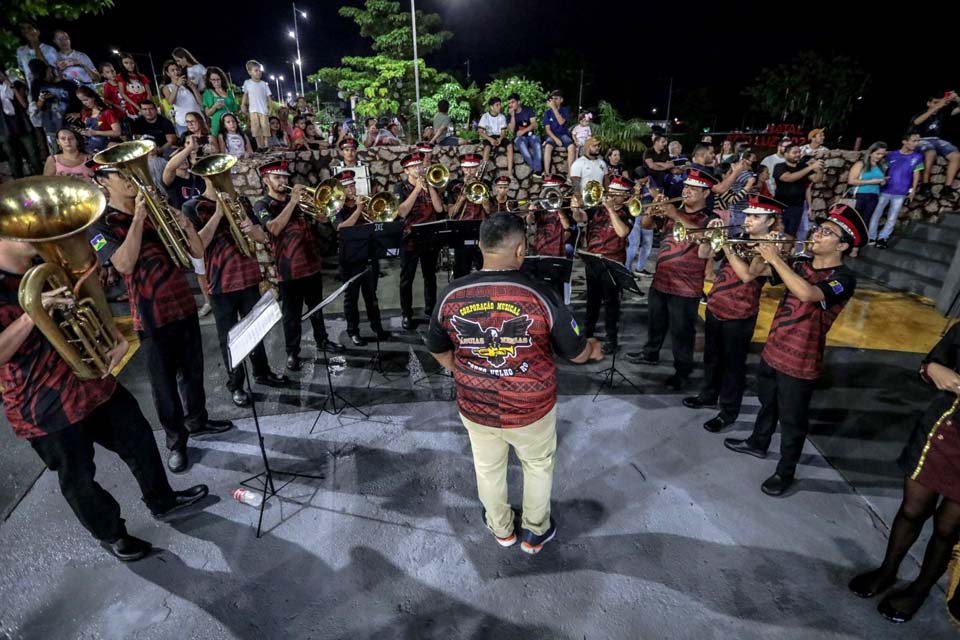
411, 219, 482, 284
302, 271, 371, 429
521, 256, 573, 299
577, 250, 643, 400
228, 290, 324, 538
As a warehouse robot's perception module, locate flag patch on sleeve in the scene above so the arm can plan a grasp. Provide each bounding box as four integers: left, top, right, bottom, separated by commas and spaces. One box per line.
571, 318, 580, 335
90, 234, 107, 251
828, 280, 844, 294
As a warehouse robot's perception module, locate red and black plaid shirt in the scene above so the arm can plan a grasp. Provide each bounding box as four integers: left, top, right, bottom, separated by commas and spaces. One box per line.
395, 180, 438, 251
707, 246, 766, 321
89, 208, 197, 335
426, 271, 587, 428
183, 196, 262, 295
585, 205, 630, 264
761, 260, 856, 380
0, 271, 116, 439
447, 179, 490, 221
531, 209, 568, 257
253, 195, 323, 281
652, 209, 716, 298
493, 199, 511, 213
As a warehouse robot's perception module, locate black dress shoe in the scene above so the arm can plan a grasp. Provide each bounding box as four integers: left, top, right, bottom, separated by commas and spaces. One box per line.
761, 472, 794, 496
723, 438, 767, 458
101, 534, 152, 562
254, 371, 288, 387
848, 570, 895, 598
401, 316, 413, 330
663, 374, 688, 391
286, 354, 301, 371
320, 339, 345, 353
374, 330, 393, 342
153, 484, 209, 519
167, 448, 188, 473
625, 351, 658, 365
682, 396, 717, 409
190, 419, 234, 438
349, 334, 368, 347
878, 590, 926, 623
232, 389, 250, 407
703, 415, 731, 433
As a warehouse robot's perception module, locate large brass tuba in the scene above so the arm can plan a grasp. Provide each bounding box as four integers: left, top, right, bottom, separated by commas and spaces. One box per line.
279, 178, 346, 220
190, 154, 256, 257
0, 177, 119, 380
92, 140, 193, 268
425, 163, 450, 189
364, 191, 401, 223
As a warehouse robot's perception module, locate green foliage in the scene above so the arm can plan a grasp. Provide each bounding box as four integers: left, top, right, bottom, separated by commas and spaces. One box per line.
743, 51, 869, 130
1, 0, 114, 71
493, 49, 588, 109
589, 101, 651, 154
482, 76, 548, 114
417, 81, 478, 132
338, 0, 452, 59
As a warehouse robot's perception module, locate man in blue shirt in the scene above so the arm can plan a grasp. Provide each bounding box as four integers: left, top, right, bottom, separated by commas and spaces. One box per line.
869, 132, 924, 248
543, 90, 574, 176
508, 92, 543, 179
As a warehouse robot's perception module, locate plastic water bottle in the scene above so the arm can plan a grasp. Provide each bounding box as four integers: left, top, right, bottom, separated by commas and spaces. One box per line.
233, 488, 263, 508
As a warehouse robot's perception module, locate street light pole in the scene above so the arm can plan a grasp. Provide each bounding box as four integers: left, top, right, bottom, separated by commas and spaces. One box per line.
292, 3, 306, 97
411, 0, 422, 139
314, 79, 320, 113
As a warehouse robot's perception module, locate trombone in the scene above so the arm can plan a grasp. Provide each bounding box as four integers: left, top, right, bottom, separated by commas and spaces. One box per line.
279, 178, 345, 220
581, 180, 645, 217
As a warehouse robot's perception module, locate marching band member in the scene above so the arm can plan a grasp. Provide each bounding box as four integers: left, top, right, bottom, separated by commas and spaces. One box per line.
724, 204, 865, 496
89, 163, 233, 474
626, 169, 719, 389
253, 160, 344, 373
683, 195, 784, 432
447, 152, 492, 278
525, 174, 573, 299
332, 137, 371, 197
333, 169, 392, 346
493, 175, 512, 213
394, 151, 444, 330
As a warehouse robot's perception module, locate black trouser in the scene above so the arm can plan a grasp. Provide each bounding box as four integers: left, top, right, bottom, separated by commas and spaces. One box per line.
643, 287, 700, 376
700, 310, 757, 423
453, 245, 482, 279
210, 286, 271, 392
584, 268, 621, 344
278, 272, 329, 356
399, 246, 439, 317
29, 385, 176, 542
139, 314, 208, 451
746, 359, 817, 477
341, 259, 384, 335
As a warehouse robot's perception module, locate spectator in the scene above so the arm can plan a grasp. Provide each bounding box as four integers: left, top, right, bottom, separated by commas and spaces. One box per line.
431, 99, 462, 146
664, 141, 689, 199
43, 127, 93, 179
569, 137, 607, 195
203, 67, 238, 137
800, 128, 828, 158
16, 23, 58, 89
625, 166, 655, 277
161, 60, 203, 136
756, 165, 773, 196
140, 134, 168, 188
910, 92, 960, 199
241, 60, 272, 149
75, 86, 121, 154
130, 99, 177, 156
302, 121, 328, 150
870, 133, 924, 248
571, 112, 592, 156
725, 150, 758, 229
99, 61, 136, 117
604, 147, 629, 185
761, 137, 792, 194
117, 53, 152, 113
266, 115, 289, 149
217, 113, 254, 158
421, 125, 435, 143
507, 92, 543, 179
28, 59, 81, 153
294, 95, 312, 117
289, 115, 308, 148
478, 96, 513, 175
773, 141, 824, 237
171, 47, 206, 92
0, 71, 43, 177
181, 111, 219, 158
362, 116, 378, 148
373, 118, 401, 146
51, 30, 99, 87
643, 134, 673, 190
718, 139, 736, 163
848, 141, 888, 241
543, 90, 575, 175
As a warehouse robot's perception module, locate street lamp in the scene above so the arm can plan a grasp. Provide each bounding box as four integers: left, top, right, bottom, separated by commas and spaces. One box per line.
270, 74, 281, 99
290, 3, 307, 97
410, 0, 422, 139
112, 48, 159, 95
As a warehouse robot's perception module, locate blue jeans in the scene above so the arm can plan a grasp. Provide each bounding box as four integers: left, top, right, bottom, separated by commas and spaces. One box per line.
625, 224, 653, 272
869, 193, 906, 241
514, 134, 543, 173
544, 133, 574, 147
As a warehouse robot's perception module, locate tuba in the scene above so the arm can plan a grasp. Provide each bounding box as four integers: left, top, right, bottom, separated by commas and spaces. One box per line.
425, 163, 450, 189
364, 191, 401, 223
0, 177, 120, 380
279, 178, 346, 220
190, 154, 256, 257
92, 140, 193, 268
464, 180, 489, 204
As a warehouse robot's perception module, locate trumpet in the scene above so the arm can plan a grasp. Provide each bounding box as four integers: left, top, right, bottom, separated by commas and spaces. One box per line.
672, 223, 743, 249
92, 140, 192, 268
424, 163, 450, 189
190, 154, 255, 258
634, 196, 684, 217
363, 191, 401, 223
581, 181, 645, 217
279, 178, 345, 220
725, 238, 815, 260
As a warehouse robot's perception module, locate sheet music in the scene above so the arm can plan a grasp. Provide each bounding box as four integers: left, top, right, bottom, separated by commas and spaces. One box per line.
228, 289, 283, 369
301, 269, 369, 321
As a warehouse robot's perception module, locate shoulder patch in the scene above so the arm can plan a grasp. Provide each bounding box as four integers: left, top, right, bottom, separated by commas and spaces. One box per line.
571, 318, 580, 335
828, 279, 844, 294
90, 234, 106, 251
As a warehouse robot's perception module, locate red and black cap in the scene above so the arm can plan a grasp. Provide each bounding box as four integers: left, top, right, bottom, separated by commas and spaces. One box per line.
541, 174, 565, 185
817, 203, 868, 248
86, 159, 119, 175
401, 152, 425, 168
415, 141, 435, 153
337, 137, 358, 150
743, 194, 786, 216
335, 169, 356, 186
683, 168, 719, 189
459, 152, 482, 168
494, 175, 511, 186
257, 159, 291, 177
608, 176, 635, 193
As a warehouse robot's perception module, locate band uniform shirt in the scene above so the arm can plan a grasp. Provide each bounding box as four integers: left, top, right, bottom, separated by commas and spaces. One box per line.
531, 209, 568, 257
585, 205, 631, 264
917, 323, 960, 435
394, 180, 438, 251
707, 240, 767, 321
0, 270, 116, 439
334, 202, 375, 265
182, 196, 262, 295
426, 270, 587, 428
253, 195, 323, 282
88, 207, 197, 335
651, 209, 717, 298
447, 179, 491, 222
761, 258, 856, 380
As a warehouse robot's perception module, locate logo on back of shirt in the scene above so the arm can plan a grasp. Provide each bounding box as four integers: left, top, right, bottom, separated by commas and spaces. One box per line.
451, 307, 533, 369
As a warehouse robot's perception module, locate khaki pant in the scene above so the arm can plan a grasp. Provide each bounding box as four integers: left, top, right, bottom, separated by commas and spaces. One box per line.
461, 406, 557, 538
249, 111, 270, 139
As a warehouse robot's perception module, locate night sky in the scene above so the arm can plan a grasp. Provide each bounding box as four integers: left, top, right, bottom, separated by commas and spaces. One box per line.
52, 0, 958, 142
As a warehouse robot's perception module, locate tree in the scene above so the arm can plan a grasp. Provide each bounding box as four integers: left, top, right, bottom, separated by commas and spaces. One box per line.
417, 81, 478, 133
339, 0, 452, 59
743, 51, 870, 131
482, 77, 548, 118
589, 101, 650, 154
493, 49, 591, 110
1, 0, 114, 70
